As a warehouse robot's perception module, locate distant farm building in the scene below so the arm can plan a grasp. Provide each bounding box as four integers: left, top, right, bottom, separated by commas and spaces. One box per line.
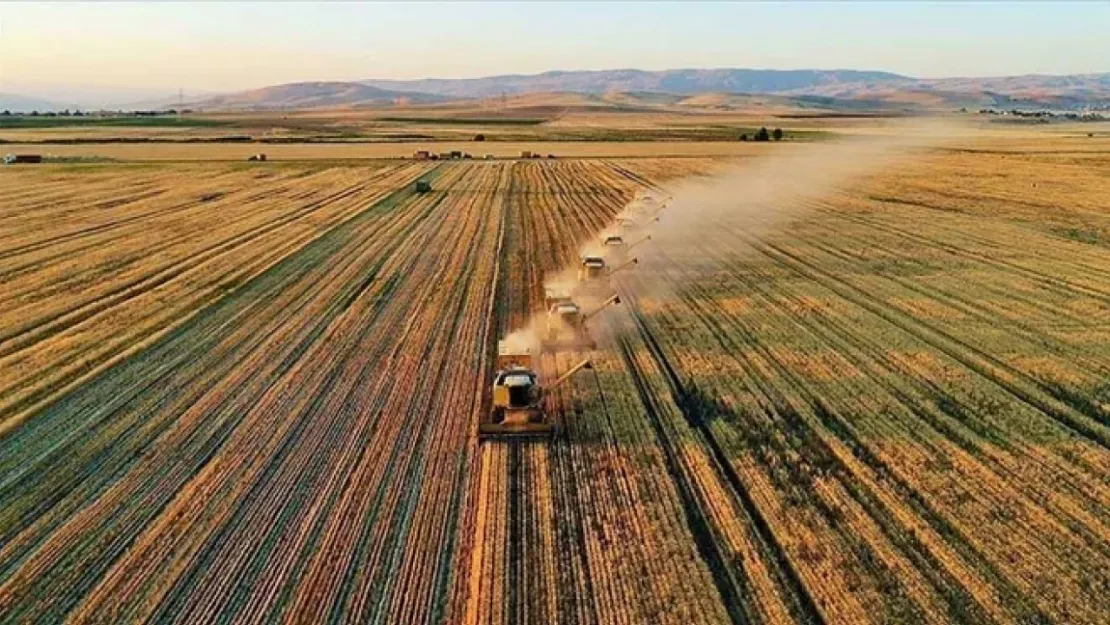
519, 150, 532, 159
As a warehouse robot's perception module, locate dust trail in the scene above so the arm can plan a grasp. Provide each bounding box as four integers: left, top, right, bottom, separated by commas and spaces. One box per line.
519, 119, 965, 352
617, 118, 969, 307
500, 324, 541, 355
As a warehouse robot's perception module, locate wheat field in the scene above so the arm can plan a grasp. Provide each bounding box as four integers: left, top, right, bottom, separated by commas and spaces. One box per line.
1, 128, 1107, 623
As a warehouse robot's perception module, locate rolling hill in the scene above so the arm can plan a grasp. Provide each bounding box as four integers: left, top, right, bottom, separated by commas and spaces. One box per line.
189, 81, 447, 111
28, 69, 1092, 113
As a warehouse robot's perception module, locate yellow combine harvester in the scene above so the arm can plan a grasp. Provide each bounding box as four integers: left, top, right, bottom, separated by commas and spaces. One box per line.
541, 294, 621, 352
576, 255, 638, 295
601, 233, 651, 261
479, 342, 593, 440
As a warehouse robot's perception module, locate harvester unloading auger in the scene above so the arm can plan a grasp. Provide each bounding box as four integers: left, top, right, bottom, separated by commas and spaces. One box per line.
479, 342, 594, 440
541, 293, 621, 352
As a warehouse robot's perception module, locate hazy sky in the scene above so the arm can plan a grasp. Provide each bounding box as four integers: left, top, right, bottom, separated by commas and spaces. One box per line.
2, 1, 1107, 97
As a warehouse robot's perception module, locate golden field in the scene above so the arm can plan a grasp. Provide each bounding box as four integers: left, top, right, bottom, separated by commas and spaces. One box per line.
0, 116, 1108, 623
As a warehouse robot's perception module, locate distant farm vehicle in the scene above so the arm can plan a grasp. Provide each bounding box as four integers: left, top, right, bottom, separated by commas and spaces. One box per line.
576, 255, 638, 295
247, 153, 267, 162
544, 287, 574, 310
4, 154, 42, 164
541, 294, 621, 352
415, 180, 432, 193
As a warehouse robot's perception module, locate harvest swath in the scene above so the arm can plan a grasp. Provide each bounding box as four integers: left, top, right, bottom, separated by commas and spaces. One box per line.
1, 145, 1108, 624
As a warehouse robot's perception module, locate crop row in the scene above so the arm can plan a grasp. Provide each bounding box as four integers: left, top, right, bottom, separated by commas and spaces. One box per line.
0, 159, 698, 623
598, 155, 1110, 623
2, 152, 1106, 623
0, 162, 429, 432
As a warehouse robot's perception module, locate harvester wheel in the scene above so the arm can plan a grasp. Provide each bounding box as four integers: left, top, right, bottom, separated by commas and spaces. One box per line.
490, 407, 505, 424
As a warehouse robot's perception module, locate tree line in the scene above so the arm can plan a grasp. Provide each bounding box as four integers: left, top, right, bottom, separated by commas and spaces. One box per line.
739, 127, 784, 142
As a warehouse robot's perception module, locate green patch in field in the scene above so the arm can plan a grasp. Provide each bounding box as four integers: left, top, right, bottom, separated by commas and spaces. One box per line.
1050, 226, 1105, 245
42, 156, 119, 164
377, 116, 547, 126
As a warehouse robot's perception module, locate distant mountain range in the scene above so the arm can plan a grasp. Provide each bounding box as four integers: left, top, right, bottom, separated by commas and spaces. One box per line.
5, 68, 1110, 112
192, 69, 1110, 112
0, 92, 66, 113
360, 69, 910, 99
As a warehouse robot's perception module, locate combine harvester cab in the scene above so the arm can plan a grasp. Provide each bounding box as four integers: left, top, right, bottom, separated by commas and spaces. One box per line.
602, 234, 627, 260
576, 256, 610, 295
576, 255, 638, 297
479, 342, 594, 441
540, 294, 621, 353
544, 287, 574, 310
542, 301, 593, 352
481, 343, 549, 440
601, 233, 652, 263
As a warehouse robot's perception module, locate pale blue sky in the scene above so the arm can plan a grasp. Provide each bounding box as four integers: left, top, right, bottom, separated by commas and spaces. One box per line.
1, 2, 1107, 95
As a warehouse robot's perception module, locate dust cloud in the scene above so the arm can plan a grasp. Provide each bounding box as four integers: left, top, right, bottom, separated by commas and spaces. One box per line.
617, 118, 968, 301
500, 325, 540, 355
643, 119, 964, 256
511, 118, 968, 354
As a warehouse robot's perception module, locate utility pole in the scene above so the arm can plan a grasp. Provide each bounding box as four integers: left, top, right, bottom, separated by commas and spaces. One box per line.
178, 88, 183, 116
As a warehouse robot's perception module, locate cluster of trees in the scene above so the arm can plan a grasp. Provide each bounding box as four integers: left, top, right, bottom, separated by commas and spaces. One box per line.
739, 127, 784, 142
0, 109, 88, 117
976, 108, 1106, 122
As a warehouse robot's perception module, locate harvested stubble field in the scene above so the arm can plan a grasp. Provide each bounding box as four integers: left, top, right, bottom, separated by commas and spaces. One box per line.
1, 136, 1108, 624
